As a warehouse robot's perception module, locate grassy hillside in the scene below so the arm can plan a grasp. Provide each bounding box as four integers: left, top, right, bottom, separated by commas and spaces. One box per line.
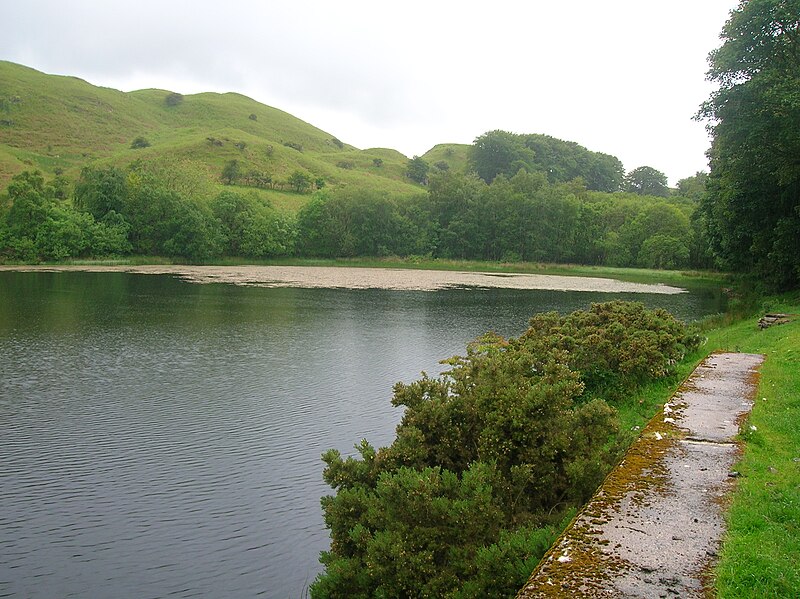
0, 60, 424, 207
422, 143, 471, 173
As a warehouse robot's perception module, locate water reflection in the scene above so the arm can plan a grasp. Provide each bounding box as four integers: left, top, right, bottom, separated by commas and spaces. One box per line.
0, 272, 725, 598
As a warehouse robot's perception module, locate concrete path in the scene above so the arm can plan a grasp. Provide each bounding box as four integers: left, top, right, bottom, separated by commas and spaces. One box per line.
517, 352, 764, 598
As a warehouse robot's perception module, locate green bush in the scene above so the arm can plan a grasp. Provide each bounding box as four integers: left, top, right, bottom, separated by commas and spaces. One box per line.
312, 302, 696, 597
130, 136, 151, 149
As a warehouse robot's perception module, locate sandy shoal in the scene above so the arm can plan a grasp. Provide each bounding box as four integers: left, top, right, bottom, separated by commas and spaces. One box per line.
0, 264, 686, 294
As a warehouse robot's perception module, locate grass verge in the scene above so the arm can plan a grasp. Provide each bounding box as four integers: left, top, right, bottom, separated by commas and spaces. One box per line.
702, 292, 800, 597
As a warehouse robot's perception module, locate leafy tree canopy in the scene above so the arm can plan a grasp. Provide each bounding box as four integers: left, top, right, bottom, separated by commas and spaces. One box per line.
625, 166, 669, 197
699, 0, 800, 289
470, 130, 625, 192
406, 155, 430, 185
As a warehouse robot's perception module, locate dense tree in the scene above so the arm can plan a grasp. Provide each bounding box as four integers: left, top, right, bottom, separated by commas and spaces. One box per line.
676, 172, 708, 201
699, 0, 800, 289
470, 130, 536, 184
406, 155, 430, 185
2, 170, 130, 261
470, 131, 625, 192
130, 136, 151, 149
164, 92, 184, 107
74, 166, 129, 220
296, 189, 431, 258
625, 166, 669, 197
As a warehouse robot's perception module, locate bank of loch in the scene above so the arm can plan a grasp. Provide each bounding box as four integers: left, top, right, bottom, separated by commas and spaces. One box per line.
517, 352, 764, 598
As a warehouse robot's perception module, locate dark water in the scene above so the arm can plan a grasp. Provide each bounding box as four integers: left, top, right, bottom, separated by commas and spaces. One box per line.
0, 271, 725, 598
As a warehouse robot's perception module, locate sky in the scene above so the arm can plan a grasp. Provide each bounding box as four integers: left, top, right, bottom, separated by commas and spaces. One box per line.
3, 0, 739, 185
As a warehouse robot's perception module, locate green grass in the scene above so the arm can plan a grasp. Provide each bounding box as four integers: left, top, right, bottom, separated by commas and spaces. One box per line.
571, 289, 800, 596
422, 143, 471, 173
701, 293, 800, 597
0, 60, 422, 199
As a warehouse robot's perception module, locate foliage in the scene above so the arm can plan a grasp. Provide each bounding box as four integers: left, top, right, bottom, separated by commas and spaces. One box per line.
288, 170, 312, 193
676, 171, 708, 201
406, 155, 430, 185
222, 159, 240, 185
522, 301, 700, 399
625, 166, 669, 197
211, 190, 295, 257
1, 170, 130, 261
470, 130, 625, 192
289, 168, 697, 269
296, 189, 432, 257
312, 302, 698, 597
698, 0, 800, 289
130, 136, 151, 149
164, 92, 184, 107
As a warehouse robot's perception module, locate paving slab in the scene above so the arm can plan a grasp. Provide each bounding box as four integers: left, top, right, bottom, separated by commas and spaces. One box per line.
517, 352, 764, 598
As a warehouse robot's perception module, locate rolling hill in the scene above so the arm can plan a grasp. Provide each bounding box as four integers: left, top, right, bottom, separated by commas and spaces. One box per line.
1, 60, 463, 210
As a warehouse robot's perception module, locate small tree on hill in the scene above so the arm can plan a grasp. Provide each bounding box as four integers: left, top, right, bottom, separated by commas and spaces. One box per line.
406, 155, 430, 185
130, 136, 151, 149
221, 160, 240, 185
165, 92, 184, 107
288, 170, 312, 193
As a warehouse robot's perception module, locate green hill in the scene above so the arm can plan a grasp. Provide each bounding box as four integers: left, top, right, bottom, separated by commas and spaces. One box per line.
0, 60, 424, 207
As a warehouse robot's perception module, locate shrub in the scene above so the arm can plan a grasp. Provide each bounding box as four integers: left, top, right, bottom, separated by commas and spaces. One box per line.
522, 301, 700, 399
164, 92, 184, 107
130, 136, 151, 149
312, 301, 698, 597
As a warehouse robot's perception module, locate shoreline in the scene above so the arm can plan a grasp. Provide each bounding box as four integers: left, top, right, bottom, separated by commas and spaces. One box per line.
0, 264, 686, 294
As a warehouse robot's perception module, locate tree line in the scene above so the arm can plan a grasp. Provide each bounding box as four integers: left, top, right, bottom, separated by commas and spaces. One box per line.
296, 170, 705, 269
698, 0, 799, 290
0, 163, 707, 269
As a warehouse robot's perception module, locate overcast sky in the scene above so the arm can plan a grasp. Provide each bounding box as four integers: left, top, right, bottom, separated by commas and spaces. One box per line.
3, 0, 738, 185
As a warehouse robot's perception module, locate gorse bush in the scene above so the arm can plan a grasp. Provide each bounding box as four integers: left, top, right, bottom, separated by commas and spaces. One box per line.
522, 301, 701, 400
312, 301, 697, 598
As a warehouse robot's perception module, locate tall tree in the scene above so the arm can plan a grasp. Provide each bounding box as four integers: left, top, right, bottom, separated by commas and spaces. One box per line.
699, 0, 800, 288
625, 166, 669, 197
406, 155, 431, 185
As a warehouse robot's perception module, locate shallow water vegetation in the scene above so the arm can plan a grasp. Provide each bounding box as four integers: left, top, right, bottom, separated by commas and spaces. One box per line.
311, 301, 700, 598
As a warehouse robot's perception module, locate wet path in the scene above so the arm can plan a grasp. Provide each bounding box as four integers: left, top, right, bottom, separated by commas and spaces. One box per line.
518, 352, 764, 598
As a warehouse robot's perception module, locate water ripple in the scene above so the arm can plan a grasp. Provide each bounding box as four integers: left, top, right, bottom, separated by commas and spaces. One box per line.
0, 273, 722, 598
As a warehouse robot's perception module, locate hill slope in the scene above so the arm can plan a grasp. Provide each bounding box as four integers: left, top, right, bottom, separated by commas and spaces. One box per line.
0, 61, 423, 202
